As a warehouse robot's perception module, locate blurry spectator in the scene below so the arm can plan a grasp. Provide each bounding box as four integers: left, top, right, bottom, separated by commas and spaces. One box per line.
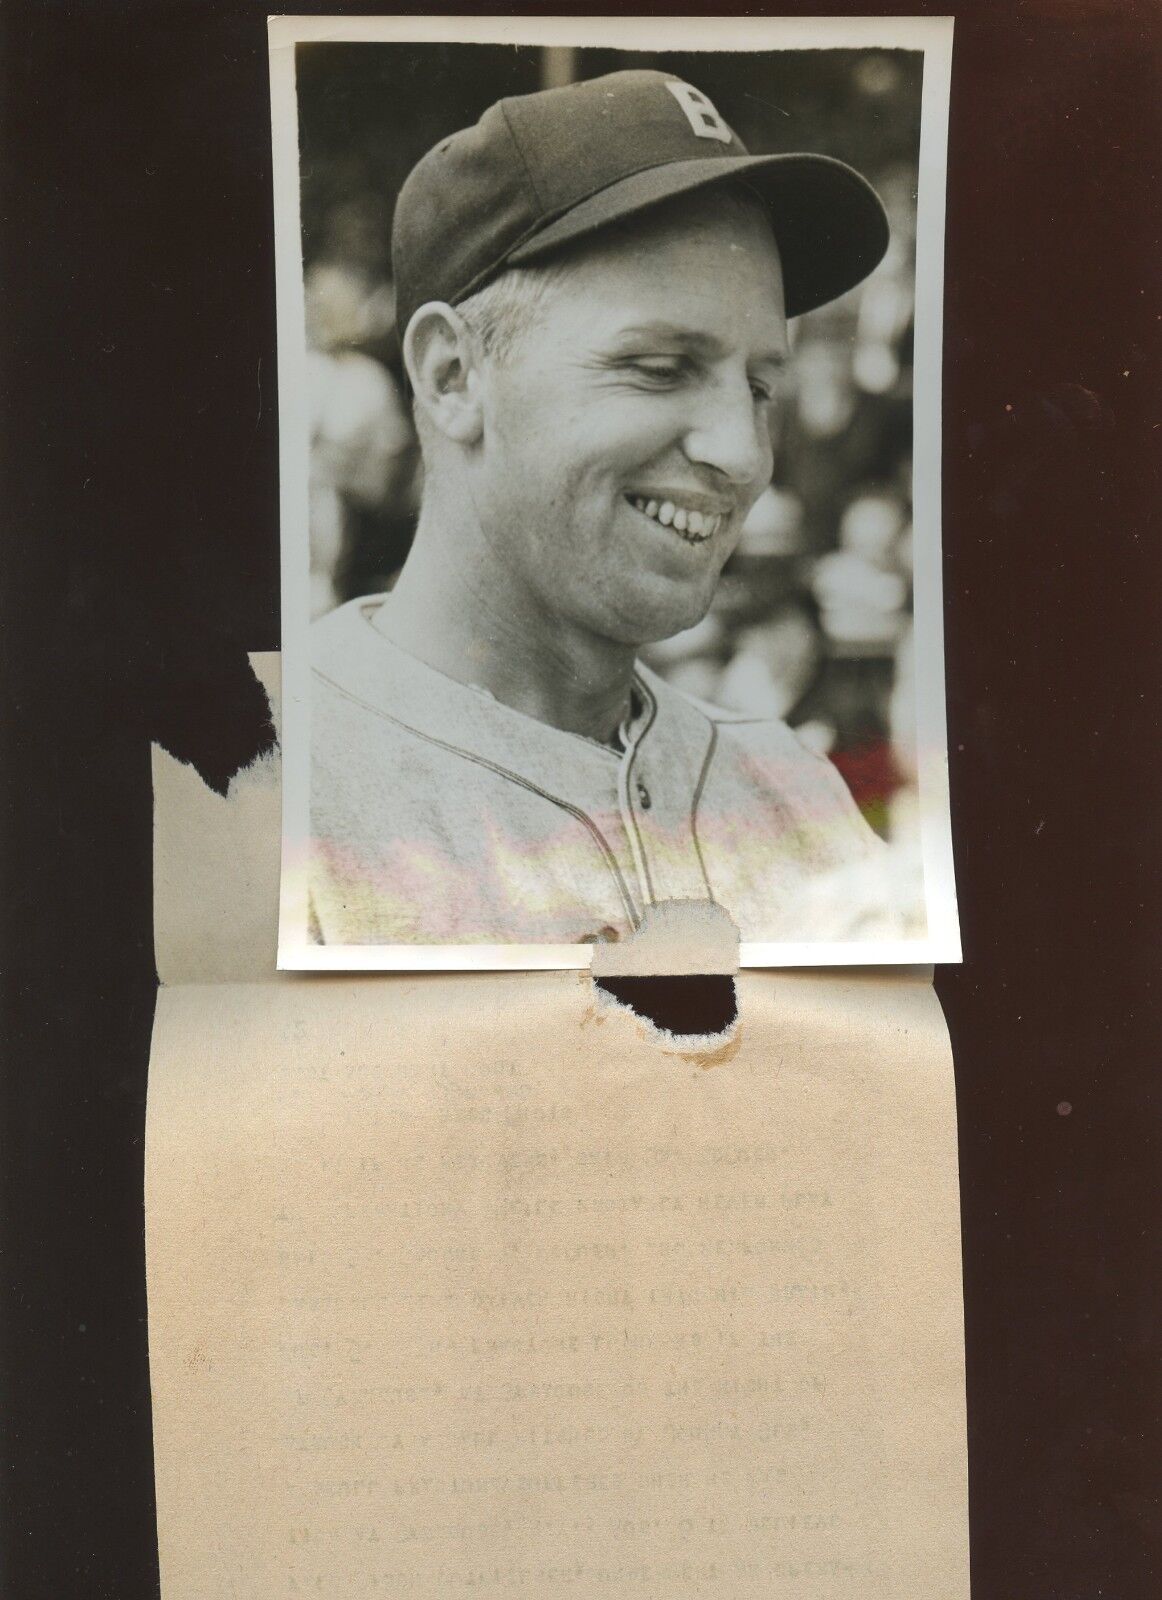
794, 337, 859, 440
735, 483, 805, 559
718, 598, 825, 722
791, 620, 926, 940
811, 489, 910, 648
304, 212, 417, 616
307, 194, 397, 346
307, 345, 413, 615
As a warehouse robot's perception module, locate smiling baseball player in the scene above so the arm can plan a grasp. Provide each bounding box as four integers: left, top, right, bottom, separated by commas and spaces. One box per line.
309, 69, 898, 946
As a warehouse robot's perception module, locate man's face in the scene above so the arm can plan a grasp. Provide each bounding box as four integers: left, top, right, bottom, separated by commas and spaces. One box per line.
471, 193, 789, 648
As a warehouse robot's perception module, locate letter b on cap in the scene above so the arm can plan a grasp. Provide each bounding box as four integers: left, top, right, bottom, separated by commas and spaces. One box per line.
665, 81, 732, 145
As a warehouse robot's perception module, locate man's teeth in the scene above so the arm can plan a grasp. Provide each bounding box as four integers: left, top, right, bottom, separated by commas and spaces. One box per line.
629, 496, 720, 542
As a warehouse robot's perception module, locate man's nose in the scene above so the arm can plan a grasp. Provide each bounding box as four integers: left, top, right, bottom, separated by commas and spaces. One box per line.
681, 377, 772, 489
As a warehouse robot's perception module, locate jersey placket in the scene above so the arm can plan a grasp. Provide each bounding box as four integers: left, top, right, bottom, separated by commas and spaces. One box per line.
613, 679, 715, 912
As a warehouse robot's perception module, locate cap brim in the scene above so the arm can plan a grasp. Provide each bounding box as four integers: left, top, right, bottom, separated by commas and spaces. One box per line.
506, 152, 889, 318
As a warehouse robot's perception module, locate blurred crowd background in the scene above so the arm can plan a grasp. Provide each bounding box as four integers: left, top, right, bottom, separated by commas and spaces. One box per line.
297, 44, 922, 839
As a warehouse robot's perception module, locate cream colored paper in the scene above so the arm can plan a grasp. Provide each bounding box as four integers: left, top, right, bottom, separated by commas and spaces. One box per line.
147, 968, 966, 1599
146, 656, 968, 1597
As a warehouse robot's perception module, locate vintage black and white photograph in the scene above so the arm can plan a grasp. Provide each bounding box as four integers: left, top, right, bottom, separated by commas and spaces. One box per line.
270, 16, 958, 968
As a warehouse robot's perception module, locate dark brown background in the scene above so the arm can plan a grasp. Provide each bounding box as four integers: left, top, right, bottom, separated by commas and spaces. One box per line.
1, 3, 1159, 1596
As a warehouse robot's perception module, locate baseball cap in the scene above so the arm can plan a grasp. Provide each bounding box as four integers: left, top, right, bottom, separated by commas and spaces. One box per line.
391, 69, 890, 336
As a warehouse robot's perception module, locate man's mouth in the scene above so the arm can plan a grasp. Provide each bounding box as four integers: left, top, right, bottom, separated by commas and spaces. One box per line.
625, 494, 724, 545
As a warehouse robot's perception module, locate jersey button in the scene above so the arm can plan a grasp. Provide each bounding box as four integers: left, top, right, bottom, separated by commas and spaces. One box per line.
636, 780, 652, 810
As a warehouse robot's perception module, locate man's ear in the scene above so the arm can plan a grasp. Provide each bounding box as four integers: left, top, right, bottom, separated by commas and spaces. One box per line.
402, 303, 484, 445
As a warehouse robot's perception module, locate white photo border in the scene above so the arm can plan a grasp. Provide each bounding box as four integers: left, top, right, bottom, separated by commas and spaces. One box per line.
269, 14, 960, 971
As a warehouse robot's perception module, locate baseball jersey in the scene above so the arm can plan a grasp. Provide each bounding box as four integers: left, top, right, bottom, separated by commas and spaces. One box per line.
309, 594, 897, 946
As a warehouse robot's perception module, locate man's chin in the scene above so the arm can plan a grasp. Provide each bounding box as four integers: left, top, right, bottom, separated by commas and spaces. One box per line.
602, 588, 716, 650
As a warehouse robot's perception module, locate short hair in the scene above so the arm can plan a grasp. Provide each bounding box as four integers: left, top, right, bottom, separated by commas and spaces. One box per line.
454, 260, 571, 365
407, 264, 568, 452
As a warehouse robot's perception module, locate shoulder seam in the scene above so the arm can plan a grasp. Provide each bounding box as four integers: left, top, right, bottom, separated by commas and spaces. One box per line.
312, 666, 641, 928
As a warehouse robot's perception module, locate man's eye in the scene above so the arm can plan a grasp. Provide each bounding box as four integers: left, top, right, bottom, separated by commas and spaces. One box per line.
627, 357, 687, 385
750, 379, 776, 404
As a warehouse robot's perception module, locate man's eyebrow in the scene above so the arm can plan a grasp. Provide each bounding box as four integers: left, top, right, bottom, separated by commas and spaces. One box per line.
606, 321, 789, 366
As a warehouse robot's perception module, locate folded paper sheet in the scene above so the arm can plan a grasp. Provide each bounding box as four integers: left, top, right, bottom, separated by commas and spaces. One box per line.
146, 657, 968, 1598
